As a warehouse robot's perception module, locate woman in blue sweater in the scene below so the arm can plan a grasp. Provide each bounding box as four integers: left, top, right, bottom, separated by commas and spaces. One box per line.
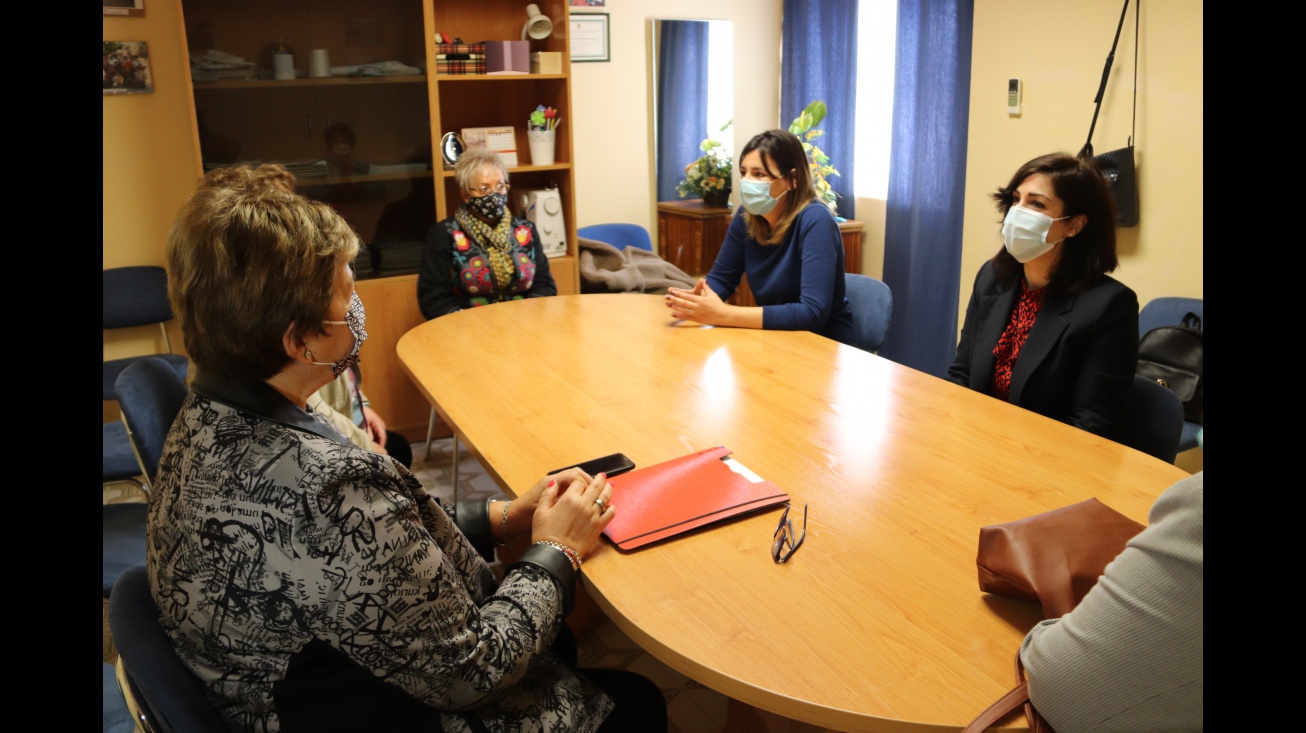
664, 129, 856, 347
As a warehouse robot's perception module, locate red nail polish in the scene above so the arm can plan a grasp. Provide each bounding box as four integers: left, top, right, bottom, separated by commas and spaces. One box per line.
547, 480, 556, 488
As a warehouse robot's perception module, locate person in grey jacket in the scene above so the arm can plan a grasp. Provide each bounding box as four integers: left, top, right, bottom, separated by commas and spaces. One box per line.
1020, 471, 1203, 731
154, 163, 665, 733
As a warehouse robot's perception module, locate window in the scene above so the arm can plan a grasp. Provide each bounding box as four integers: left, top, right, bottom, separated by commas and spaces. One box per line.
853, 0, 897, 201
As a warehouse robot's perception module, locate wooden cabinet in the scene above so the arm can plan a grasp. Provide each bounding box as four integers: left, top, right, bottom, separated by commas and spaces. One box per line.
657, 199, 733, 275
177, 0, 581, 440
658, 200, 865, 308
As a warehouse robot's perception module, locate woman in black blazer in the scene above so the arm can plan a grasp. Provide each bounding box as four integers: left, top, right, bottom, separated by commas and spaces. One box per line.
947, 153, 1138, 440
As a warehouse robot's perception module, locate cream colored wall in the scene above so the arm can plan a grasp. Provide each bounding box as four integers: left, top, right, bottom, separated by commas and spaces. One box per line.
104, 2, 1201, 420
962, 0, 1203, 331
104, 2, 201, 420
569, 1, 782, 244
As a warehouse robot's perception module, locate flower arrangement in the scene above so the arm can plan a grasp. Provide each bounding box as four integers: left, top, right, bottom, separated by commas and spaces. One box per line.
788, 100, 840, 215
677, 121, 734, 203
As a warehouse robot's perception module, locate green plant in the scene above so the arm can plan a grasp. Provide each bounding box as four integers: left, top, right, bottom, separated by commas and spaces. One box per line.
676, 120, 734, 199
788, 100, 840, 215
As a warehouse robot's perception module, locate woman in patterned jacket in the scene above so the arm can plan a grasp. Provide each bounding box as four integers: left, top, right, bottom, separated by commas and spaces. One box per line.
417, 148, 556, 319
153, 163, 665, 732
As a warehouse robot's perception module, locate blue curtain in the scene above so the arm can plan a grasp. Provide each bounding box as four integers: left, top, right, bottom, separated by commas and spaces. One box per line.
780, 0, 858, 216
878, 0, 974, 377
656, 21, 709, 203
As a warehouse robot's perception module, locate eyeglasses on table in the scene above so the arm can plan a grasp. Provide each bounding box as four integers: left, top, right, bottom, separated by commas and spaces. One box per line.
772, 502, 807, 564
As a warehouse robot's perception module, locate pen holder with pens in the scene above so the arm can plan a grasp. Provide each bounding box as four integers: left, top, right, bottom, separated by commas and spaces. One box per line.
527, 105, 559, 165
527, 129, 555, 165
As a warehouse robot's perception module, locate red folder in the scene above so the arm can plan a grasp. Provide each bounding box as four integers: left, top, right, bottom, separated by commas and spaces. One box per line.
601, 446, 790, 550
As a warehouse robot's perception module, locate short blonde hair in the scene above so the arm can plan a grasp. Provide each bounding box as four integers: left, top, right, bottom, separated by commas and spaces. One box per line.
453, 147, 509, 194
199, 163, 297, 194
166, 164, 360, 383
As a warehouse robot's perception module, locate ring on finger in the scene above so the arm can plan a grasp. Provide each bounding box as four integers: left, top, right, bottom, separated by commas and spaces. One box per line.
594, 497, 606, 511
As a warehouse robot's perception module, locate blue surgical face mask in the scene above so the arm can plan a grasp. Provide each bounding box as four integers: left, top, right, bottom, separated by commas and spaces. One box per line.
740, 177, 789, 216
1001, 205, 1070, 263
311, 292, 368, 378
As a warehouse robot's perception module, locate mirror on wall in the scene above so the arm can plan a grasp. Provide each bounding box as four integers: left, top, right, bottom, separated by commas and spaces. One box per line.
649, 19, 733, 205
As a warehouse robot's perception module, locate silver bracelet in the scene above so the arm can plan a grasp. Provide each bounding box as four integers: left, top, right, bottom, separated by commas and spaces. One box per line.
534, 540, 581, 571
488, 499, 513, 547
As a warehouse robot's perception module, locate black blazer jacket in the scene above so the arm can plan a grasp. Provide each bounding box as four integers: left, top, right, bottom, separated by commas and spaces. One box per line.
946, 260, 1139, 440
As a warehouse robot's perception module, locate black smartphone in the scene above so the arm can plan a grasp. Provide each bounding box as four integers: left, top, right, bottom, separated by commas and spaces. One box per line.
550, 452, 636, 478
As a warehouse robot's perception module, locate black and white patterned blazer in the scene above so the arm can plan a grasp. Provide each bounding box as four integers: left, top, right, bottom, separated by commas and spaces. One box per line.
147, 372, 612, 732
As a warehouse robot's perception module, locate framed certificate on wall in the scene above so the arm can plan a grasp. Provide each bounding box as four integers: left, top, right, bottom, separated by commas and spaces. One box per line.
570, 13, 610, 63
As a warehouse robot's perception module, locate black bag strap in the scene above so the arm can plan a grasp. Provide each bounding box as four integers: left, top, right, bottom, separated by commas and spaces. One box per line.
1078, 0, 1139, 158
1181, 312, 1201, 331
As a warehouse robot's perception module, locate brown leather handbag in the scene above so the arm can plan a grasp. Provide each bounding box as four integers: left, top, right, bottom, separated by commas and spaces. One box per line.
962, 655, 1053, 733
965, 497, 1146, 731
976, 497, 1144, 619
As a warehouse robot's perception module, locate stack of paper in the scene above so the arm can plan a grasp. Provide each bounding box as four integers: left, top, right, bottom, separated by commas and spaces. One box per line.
329, 60, 422, 77
190, 49, 258, 82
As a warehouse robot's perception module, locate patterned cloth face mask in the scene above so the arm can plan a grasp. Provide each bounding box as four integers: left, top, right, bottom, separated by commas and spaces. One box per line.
467, 191, 508, 223
310, 292, 367, 377
1002, 205, 1070, 264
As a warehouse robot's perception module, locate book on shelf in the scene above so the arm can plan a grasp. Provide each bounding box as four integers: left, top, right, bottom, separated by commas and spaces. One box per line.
436, 59, 486, 75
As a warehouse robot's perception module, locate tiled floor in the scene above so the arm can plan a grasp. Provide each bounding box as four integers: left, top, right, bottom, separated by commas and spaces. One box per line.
104, 437, 727, 733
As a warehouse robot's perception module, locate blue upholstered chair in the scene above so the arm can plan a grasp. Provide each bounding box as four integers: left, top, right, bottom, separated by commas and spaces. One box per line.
115, 357, 189, 493
104, 266, 190, 401
1137, 296, 1203, 452
843, 273, 893, 353
104, 421, 144, 491
103, 504, 149, 599
109, 566, 229, 733
1120, 374, 1184, 464
104, 358, 189, 599
577, 223, 654, 252
1138, 296, 1202, 340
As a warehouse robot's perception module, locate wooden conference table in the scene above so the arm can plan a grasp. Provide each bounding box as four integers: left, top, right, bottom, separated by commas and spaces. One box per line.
397, 293, 1189, 732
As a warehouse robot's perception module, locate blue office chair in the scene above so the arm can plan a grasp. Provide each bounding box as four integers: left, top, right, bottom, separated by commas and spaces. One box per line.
104, 358, 189, 599
577, 223, 654, 252
1119, 374, 1184, 464
115, 357, 189, 493
104, 266, 190, 402
843, 273, 893, 353
104, 421, 144, 491
1138, 296, 1203, 452
109, 566, 229, 733
1138, 296, 1202, 339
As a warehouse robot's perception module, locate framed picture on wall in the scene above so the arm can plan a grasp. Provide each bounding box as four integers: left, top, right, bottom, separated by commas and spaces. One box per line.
570, 13, 610, 63
104, 0, 144, 16
104, 41, 154, 95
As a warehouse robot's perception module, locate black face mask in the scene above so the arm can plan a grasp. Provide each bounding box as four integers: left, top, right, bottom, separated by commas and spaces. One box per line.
467, 192, 508, 223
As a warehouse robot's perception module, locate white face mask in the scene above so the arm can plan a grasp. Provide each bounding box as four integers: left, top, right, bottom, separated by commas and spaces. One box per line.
740, 177, 789, 216
1002, 205, 1069, 263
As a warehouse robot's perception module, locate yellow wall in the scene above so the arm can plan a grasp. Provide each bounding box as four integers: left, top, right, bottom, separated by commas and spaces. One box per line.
962, 0, 1203, 330
104, 2, 200, 420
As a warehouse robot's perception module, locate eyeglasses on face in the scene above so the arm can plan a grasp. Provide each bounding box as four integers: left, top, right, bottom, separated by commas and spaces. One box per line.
469, 182, 510, 197
771, 502, 807, 564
